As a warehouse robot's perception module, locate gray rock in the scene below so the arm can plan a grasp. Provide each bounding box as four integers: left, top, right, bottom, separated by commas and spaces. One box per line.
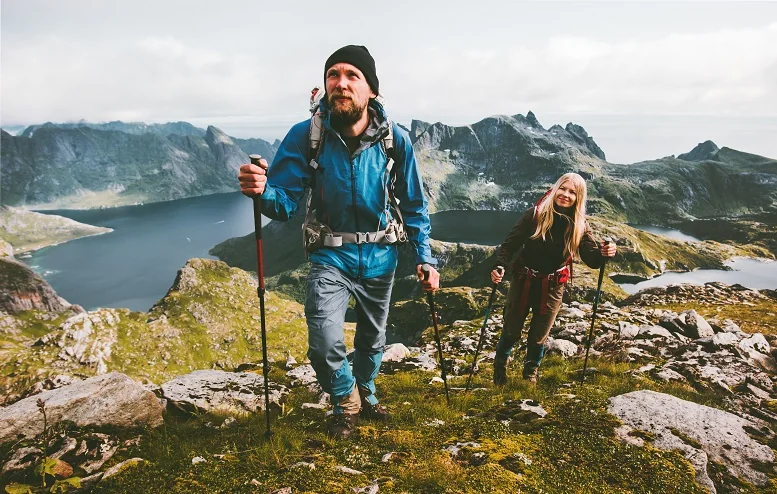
0, 372, 163, 445
161, 370, 288, 415
739, 334, 770, 355
353, 483, 380, 494
681, 310, 714, 339
618, 321, 640, 339
658, 311, 686, 335
287, 364, 317, 387
559, 307, 585, 319
335, 465, 364, 475
720, 319, 741, 333
655, 368, 687, 383
382, 343, 410, 362
609, 390, 774, 491
636, 325, 674, 340
76, 433, 120, 474
738, 334, 776, 373
2, 446, 42, 474
443, 441, 481, 457
0, 255, 70, 313
285, 353, 297, 369
546, 338, 579, 358
711, 332, 740, 348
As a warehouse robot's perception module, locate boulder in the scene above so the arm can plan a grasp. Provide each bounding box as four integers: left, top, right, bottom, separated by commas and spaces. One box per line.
286, 364, 317, 387
618, 321, 640, 339
546, 338, 579, 358
609, 390, 774, 492
711, 332, 740, 348
636, 325, 675, 340
0, 372, 163, 445
161, 370, 288, 415
681, 310, 714, 339
382, 343, 411, 362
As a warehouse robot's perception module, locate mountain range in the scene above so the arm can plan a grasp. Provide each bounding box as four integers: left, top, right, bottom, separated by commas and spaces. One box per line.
1, 122, 278, 209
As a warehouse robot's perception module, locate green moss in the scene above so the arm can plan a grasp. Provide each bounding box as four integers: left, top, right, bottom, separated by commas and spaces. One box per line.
627, 429, 656, 442
668, 427, 702, 449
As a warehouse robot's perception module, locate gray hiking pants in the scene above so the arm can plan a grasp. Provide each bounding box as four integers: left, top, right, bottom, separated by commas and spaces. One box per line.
304, 263, 393, 409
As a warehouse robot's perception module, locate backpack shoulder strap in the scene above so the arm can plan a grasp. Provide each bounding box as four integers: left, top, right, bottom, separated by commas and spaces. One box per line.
308, 111, 325, 167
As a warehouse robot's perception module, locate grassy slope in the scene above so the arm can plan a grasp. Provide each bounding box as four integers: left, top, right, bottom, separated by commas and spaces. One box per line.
96, 354, 772, 493
0, 259, 354, 402
4, 261, 776, 493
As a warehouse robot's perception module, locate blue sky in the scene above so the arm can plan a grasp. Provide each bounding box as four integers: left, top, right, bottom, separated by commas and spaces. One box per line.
2, 0, 776, 162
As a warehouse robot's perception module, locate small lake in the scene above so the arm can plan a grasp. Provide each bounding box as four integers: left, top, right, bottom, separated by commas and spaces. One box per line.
24, 192, 267, 312
629, 224, 702, 243
617, 257, 777, 294
429, 210, 520, 245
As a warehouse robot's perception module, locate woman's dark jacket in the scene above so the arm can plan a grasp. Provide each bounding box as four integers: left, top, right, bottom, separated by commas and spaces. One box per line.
495, 207, 604, 276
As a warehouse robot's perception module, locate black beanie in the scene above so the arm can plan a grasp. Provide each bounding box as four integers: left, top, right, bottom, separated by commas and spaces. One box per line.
324, 45, 379, 95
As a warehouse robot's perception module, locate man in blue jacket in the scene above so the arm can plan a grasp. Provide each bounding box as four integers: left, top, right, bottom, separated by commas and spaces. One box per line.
238, 45, 439, 439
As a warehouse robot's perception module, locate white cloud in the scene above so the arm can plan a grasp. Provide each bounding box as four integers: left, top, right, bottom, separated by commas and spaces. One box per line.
383, 23, 777, 125
1, 20, 775, 135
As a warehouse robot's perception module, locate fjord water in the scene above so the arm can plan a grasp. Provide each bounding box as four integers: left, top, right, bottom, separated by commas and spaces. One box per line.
617, 258, 777, 294
24, 192, 264, 312
22, 204, 775, 312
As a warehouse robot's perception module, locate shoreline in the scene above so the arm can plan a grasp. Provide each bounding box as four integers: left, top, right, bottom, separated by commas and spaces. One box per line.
13, 228, 114, 256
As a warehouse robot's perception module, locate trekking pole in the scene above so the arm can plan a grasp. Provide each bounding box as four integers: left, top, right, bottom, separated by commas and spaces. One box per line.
465, 267, 503, 392
422, 264, 450, 405
249, 154, 272, 438
580, 239, 612, 386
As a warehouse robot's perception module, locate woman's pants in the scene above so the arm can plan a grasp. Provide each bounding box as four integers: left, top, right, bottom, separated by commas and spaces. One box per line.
495, 274, 565, 370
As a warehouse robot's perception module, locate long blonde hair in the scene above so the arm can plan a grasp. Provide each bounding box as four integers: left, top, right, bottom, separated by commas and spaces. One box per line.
530, 172, 588, 259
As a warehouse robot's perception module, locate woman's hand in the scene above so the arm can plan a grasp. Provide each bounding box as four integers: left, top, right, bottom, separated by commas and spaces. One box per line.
601, 241, 617, 258
491, 266, 505, 284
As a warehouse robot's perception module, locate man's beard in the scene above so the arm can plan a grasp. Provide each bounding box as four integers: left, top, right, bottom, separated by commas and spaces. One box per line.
328, 92, 368, 126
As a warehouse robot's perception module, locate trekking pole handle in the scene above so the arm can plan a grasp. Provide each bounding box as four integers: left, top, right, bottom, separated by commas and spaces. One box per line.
601, 237, 614, 261
421, 263, 432, 281
249, 154, 263, 170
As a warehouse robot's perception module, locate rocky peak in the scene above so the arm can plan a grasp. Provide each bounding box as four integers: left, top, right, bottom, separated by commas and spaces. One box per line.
409, 120, 432, 144
525, 111, 544, 130
678, 140, 720, 162
204, 126, 248, 173
564, 123, 606, 160
0, 257, 69, 313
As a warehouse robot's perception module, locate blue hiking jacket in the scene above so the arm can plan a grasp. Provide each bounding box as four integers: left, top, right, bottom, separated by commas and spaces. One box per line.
260, 99, 437, 279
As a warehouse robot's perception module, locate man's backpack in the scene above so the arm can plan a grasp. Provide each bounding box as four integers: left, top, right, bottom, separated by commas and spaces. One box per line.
301, 88, 407, 254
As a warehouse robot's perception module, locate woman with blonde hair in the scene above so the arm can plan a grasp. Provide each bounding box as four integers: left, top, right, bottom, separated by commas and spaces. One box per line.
491, 172, 616, 384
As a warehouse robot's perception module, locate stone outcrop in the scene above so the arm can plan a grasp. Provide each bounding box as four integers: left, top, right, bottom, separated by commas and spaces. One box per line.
0, 372, 164, 445
609, 390, 774, 492
161, 370, 289, 415
0, 256, 69, 313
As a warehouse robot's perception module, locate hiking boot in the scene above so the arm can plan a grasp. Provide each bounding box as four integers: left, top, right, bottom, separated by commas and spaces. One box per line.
327, 413, 357, 439
359, 386, 390, 421
493, 355, 509, 386
522, 364, 539, 384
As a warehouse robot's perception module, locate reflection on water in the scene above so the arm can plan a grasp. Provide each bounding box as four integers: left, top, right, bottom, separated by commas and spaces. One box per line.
629, 224, 701, 243
430, 210, 519, 245
618, 258, 777, 294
